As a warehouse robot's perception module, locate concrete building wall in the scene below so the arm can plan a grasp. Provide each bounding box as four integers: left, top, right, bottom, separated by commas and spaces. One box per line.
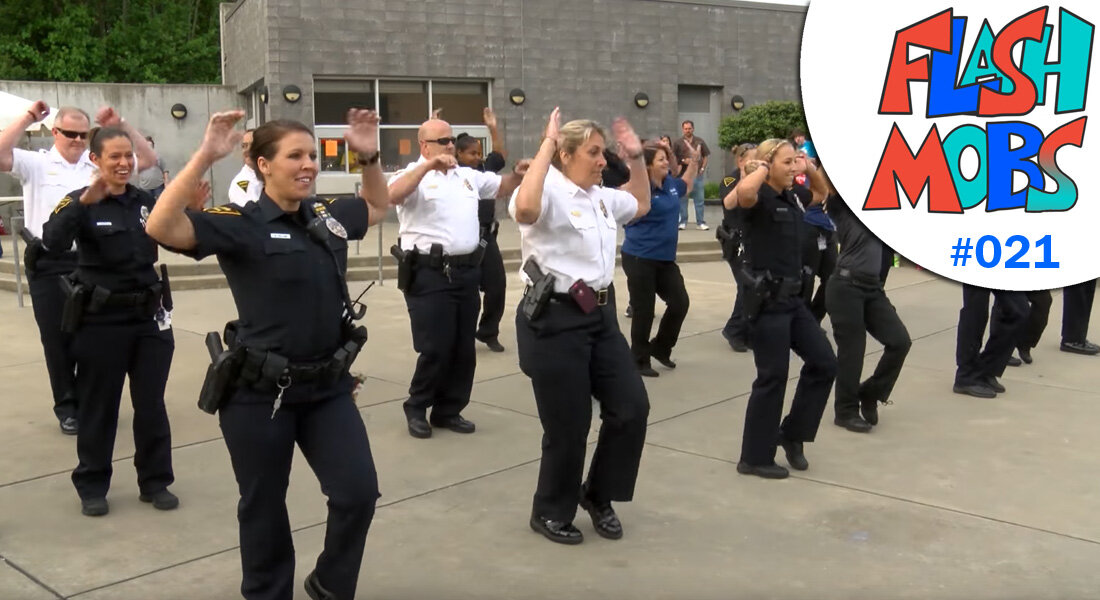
220, 0, 270, 93
223, 0, 806, 182
0, 81, 246, 205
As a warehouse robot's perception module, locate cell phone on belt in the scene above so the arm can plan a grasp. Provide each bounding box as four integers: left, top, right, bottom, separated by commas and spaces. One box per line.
568, 280, 598, 314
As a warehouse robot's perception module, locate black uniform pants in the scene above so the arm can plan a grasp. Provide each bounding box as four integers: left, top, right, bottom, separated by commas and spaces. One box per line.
801, 227, 836, 323
741, 299, 836, 466
826, 277, 911, 419
220, 392, 379, 600
403, 264, 480, 420
621, 252, 690, 365
1062, 279, 1097, 344
722, 258, 750, 344
516, 287, 650, 522
28, 271, 77, 421
477, 228, 507, 341
1019, 290, 1053, 350
70, 318, 174, 500
955, 285, 1028, 386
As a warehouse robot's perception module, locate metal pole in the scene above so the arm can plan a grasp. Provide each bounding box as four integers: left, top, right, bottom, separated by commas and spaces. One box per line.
377, 218, 383, 285
12, 216, 24, 308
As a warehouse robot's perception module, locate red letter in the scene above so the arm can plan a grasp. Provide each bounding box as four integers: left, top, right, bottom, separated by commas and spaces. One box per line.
865, 124, 962, 213
979, 7, 1047, 116
879, 10, 954, 115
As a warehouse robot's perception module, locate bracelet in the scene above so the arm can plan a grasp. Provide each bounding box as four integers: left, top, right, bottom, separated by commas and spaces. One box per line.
356, 151, 380, 166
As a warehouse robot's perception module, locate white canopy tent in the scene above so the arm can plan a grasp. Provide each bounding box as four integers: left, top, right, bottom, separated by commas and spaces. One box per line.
0, 91, 56, 131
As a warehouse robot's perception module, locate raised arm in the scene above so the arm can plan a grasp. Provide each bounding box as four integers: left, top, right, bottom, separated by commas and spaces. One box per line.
495, 159, 530, 199
146, 111, 244, 250
613, 118, 650, 221
0, 101, 48, 172
735, 160, 771, 209
343, 109, 389, 226
800, 153, 827, 206
95, 106, 158, 172
484, 107, 505, 160
387, 154, 454, 206
672, 140, 700, 195
512, 108, 560, 225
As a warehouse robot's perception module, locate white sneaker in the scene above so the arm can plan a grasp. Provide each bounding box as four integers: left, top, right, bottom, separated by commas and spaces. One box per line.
678, 223, 686, 230
698, 223, 709, 231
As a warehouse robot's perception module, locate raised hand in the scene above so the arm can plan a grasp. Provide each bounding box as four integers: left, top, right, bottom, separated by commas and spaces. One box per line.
431, 154, 457, 172
431, 107, 444, 119
344, 109, 380, 155
483, 107, 498, 129
27, 100, 49, 122
80, 172, 110, 206
543, 107, 561, 147
513, 158, 531, 176
188, 179, 212, 211
611, 117, 642, 159
95, 106, 121, 127
197, 111, 246, 162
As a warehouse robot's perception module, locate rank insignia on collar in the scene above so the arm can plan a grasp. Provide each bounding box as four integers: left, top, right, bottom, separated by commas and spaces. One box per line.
204, 206, 241, 216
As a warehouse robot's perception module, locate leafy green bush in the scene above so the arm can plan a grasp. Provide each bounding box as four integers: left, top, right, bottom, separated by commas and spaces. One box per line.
703, 181, 720, 200
718, 101, 808, 149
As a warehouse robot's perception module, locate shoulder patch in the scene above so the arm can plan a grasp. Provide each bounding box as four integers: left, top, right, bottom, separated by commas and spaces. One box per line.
203, 206, 242, 216
53, 196, 73, 214
723, 177, 736, 187
236, 180, 249, 192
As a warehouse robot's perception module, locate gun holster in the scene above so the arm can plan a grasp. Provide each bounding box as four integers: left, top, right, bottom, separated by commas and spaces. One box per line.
59, 275, 87, 333
739, 267, 774, 323
198, 332, 242, 415
715, 224, 742, 262
391, 243, 418, 292
22, 231, 43, 276
325, 324, 368, 385
520, 260, 555, 321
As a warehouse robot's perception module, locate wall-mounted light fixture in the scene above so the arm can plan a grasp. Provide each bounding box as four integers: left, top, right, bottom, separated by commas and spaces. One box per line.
633, 92, 650, 109
731, 95, 745, 111
282, 85, 302, 103
509, 88, 526, 106
258, 86, 268, 104
170, 103, 188, 119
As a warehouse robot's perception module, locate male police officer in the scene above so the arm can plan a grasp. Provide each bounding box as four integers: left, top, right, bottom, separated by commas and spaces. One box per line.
228, 129, 262, 206
387, 118, 528, 438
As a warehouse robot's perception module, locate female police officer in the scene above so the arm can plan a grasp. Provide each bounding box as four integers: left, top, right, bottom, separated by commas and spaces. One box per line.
732, 138, 837, 479
146, 109, 389, 600
43, 126, 184, 518
511, 107, 651, 544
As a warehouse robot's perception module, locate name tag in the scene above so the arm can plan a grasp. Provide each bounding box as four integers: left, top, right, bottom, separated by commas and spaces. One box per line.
270, 232, 291, 239
96, 221, 113, 226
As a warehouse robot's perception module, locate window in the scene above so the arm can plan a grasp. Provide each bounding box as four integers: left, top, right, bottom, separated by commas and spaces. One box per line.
432, 81, 489, 125
315, 80, 375, 126
379, 80, 428, 125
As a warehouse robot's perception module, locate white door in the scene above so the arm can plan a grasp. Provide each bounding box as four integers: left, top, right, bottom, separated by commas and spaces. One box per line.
678, 85, 724, 184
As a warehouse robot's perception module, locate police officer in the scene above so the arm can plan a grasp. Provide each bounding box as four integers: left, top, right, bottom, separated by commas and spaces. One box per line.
718, 143, 757, 352
146, 110, 389, 600
953, 285, 1029, 397
387, 117, 527, 439
228, 128, 262, 205
454, 108, 508, 352
41, 126, 178, 517
512, 108, 651, 544
733, 138, 836, 479
1060, 279, 1098, 355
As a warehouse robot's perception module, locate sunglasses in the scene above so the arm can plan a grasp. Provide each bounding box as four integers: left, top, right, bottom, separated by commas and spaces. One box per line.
423, 137, 456, 146
54, 128, 89, 140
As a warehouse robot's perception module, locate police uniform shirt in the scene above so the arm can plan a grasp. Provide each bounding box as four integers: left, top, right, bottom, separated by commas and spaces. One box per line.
736, 183, 805, 279
509, 166, 638, 293
228, 165, 263, 206
474, 151, 506, 225
184, 194, 369, 360
390, 156, 501, 255
41, 184, 159, 291
719, 169, 742, 230
621, 174, 684, 262
11, 146, 97, 238
827, 194, 883, 279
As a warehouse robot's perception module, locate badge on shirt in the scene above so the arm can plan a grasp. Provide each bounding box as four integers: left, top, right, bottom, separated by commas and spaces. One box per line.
463, 179, 474, 192
311, 202, 347, 239
139, 205, 150, 229
599, 199, 609, 219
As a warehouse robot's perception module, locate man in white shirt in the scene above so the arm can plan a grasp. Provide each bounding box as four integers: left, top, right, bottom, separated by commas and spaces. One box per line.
227, 129, 262, 205
387, 118, 527, 439
0, 101, 158, 435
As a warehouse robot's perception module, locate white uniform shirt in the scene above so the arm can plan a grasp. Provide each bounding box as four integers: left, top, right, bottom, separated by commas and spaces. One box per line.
390, 156, 501, 255
10, 147, 97, 238
228, 165, 263, 205
509, 166, 638, 293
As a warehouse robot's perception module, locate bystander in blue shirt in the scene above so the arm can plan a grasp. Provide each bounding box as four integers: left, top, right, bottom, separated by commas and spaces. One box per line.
622, 174, 686, 262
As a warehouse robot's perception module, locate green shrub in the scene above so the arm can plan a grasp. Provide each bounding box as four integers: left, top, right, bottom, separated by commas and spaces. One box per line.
718, 101, 808, 149
704, 181, 720, 200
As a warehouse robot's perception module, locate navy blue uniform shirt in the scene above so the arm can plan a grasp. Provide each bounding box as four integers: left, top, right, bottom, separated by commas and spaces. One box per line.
736, 183, 805, 278
622, 174, 685, 262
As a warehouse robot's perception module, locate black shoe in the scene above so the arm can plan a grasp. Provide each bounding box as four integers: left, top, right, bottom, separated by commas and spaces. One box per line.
304, 570, 336, 600
834, 415, 873, 433
638, 364, 659, 377
59, 416, 78, 436
859, 397, 880, 427
429, 414, 476, 434
476, 335, 505, 353
778, 437, 809, 471
983, 376, 1006, 393
1006, 355, 1022, 367
529, 515, 584, 545
953, 383, 997, 398
579, 495, 623, 540
651, 350, 677, 369
1018, 346, 1033, 364
625, 305, 633, 318
81, 497, 109, 517
1061, 340, 1100, 355
736, 461, 789, 479
139, 489, 179, 510
407, 416, 432, 439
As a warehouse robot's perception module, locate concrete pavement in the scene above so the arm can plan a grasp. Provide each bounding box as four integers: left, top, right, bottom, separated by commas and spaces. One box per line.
0, 255, 1098, 599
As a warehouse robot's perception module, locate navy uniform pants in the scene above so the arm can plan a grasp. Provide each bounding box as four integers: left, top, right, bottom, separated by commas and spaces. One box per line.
70, 318, 174, 500
722, 257, 750, 345
741, 298, 837, 466
516, 287, 650, 522
28, 268, 78, 422
220, 389, 379, 600
621, 252, 690, 365
1062, 279, 1097, 344
476, 227, 507, 342
1018, 290, 1053, 351
955, 285, 1028, 386
826, 276, 911, 419
403, 264, 481, 420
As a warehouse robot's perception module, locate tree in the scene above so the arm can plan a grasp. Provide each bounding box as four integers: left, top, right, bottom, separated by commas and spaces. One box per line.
0, 0, 222, 84
717, 101, 808, 149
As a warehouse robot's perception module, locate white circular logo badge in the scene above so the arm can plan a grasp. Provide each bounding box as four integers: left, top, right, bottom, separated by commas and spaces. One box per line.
802, 0, 1098, 290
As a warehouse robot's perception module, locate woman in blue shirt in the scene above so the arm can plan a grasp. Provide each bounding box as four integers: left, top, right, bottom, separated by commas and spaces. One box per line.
621, 141, 699, 376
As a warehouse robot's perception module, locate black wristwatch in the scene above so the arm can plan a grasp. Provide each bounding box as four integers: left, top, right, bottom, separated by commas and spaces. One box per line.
357, 152, 380, 166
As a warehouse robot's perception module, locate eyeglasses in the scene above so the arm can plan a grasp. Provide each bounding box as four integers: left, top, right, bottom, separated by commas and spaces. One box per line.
423, 137, 456, 146
54, 128, 88, 140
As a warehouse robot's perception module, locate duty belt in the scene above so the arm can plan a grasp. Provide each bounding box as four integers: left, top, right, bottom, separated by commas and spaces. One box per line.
420, 249, 482, 269
549, 287, 610, 306
835, 268, 882, 288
